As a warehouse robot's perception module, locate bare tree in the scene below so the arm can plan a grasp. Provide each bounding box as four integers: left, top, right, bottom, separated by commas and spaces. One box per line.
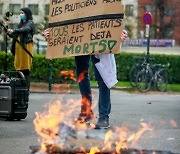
154, 0, 174, 39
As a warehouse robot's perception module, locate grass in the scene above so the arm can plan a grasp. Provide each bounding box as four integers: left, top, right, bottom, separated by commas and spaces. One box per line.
167, 84, 180, 92
90, 81, 180, 93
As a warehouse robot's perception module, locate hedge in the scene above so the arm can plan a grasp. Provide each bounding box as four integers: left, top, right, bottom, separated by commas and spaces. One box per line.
0, 52, 180, 84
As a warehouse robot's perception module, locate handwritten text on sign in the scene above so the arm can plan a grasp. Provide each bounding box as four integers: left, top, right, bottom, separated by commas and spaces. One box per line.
46, 0, 124, 59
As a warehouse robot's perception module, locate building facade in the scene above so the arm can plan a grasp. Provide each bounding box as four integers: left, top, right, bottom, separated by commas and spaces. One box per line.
0, 0, 49, 31
121, 0, 139, 39
0, 0, 50, 51
0, 0, 179, 48
0, 0, 139, 40
138, 0, 180, 45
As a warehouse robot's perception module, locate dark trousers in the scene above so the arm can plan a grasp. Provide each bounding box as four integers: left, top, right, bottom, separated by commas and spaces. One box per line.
19, 69, 30, 90
18, 69, 30, 103
75, 55, 111, 119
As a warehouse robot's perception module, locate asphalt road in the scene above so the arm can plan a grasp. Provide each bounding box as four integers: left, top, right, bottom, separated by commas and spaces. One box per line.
0, 90, 180, 154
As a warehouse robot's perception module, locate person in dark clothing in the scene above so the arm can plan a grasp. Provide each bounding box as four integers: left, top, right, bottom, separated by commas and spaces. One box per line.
43, 28, 127, 129
7, 7, 35, 91
74, 30, 127, 129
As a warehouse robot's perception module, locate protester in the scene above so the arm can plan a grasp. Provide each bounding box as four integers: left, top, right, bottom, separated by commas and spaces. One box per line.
7, 7, 35, 92
43, 28, 128, 129
75, 30, 128, 129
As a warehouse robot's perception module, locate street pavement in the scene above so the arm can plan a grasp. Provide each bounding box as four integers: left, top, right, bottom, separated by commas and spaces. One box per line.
0, 90, 180, 154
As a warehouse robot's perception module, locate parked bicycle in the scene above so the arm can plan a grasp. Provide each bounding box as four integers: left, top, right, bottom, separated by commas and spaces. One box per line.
136, 63, 169, 92
129, 56, 154, 87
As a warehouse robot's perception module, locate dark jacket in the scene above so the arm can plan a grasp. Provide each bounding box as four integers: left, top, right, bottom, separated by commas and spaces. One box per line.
12, 20, 35, 46
10, 7, 35, 55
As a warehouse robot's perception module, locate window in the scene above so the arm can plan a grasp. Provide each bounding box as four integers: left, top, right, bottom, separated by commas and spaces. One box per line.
145, 4, 155, 14
125, 5, 134, 17
9, 4, 21, 15
28, 4, 38, 15
165, 7, 174, 16
164, 26, 173, 38
45, 4, 50, 16
0, 3, 3, 15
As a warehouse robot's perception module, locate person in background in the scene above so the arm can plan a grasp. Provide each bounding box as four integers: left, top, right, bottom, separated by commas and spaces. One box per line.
43, 28, 128, 129
7, 7, 35, 93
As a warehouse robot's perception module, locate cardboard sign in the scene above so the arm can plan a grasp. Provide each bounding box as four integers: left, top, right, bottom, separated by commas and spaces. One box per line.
46, 0, 124, 59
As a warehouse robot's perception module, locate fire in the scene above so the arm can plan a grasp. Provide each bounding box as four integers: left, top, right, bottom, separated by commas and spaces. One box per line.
58, 69, 87, 84
59, 70, 76, 81
88, 147, 100, 154
53, 83, 71, 94
78, 70, 88, 83
33, 98, 81, 152
81, 95, 93, 116
99, 123, 153, 153
129, 122, 153, 148
33, 100, 64, 150
34, 97, 153, 153
170, 119, 178, 128
33, 95, 97, 152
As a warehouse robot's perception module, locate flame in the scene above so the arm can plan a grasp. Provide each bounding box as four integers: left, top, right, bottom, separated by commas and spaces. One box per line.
100, 123, 153, 153
88, 147, 100, 154
53, 83, 71, 94
59, 70, 76, 81
130, 122, 153, 148
33, 100, 64, 151
78, 70, 88, 83
33, 98, 80, 151
33, 95, 97, 152
103, 130, 113, 151
170, 119, 178, 128
74, 95, 97, 130
81, 95, 93, 116
34, 97, 153, 153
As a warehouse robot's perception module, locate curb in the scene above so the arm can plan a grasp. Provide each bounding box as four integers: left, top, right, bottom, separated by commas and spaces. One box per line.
30, 82, 131, 94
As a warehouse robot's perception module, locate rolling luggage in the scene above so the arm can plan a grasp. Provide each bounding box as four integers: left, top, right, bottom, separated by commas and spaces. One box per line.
0, 71, 29, 120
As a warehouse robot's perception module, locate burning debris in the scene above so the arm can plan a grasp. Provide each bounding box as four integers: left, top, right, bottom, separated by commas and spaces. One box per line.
170, 119, 178, 128
59, 70, 76, 82
31, 98, 162, 154
31, 83, 179, 154
30, 145, 176, 154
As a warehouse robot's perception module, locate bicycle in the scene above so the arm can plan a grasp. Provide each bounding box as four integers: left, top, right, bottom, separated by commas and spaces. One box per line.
129, 56, 154, 87
136, 63, 169, 92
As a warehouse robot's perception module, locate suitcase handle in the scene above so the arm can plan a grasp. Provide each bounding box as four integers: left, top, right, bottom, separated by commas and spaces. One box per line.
1, 71, 26, 80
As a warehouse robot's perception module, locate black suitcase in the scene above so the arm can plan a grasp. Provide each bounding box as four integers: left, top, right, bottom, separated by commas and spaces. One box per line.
0, 71, 29, 120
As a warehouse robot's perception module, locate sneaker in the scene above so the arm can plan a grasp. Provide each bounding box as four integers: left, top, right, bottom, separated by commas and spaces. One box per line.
75, 113, 94, 124
95, 117, 110, 129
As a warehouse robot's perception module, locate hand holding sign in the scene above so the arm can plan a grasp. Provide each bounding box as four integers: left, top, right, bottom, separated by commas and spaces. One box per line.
43, 28, 50, 40
120, 30, 128, 43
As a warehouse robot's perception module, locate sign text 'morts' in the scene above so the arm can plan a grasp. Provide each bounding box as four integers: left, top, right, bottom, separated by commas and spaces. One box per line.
46, 0, 124, 59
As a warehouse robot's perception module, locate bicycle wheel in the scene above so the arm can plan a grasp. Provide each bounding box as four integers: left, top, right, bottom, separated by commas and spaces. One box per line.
129, 66, 139, 87
156, 69, 168, 92
136, 70, 152, 92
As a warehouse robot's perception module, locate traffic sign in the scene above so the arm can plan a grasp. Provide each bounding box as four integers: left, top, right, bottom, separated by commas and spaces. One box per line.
143, 12, 153, 25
